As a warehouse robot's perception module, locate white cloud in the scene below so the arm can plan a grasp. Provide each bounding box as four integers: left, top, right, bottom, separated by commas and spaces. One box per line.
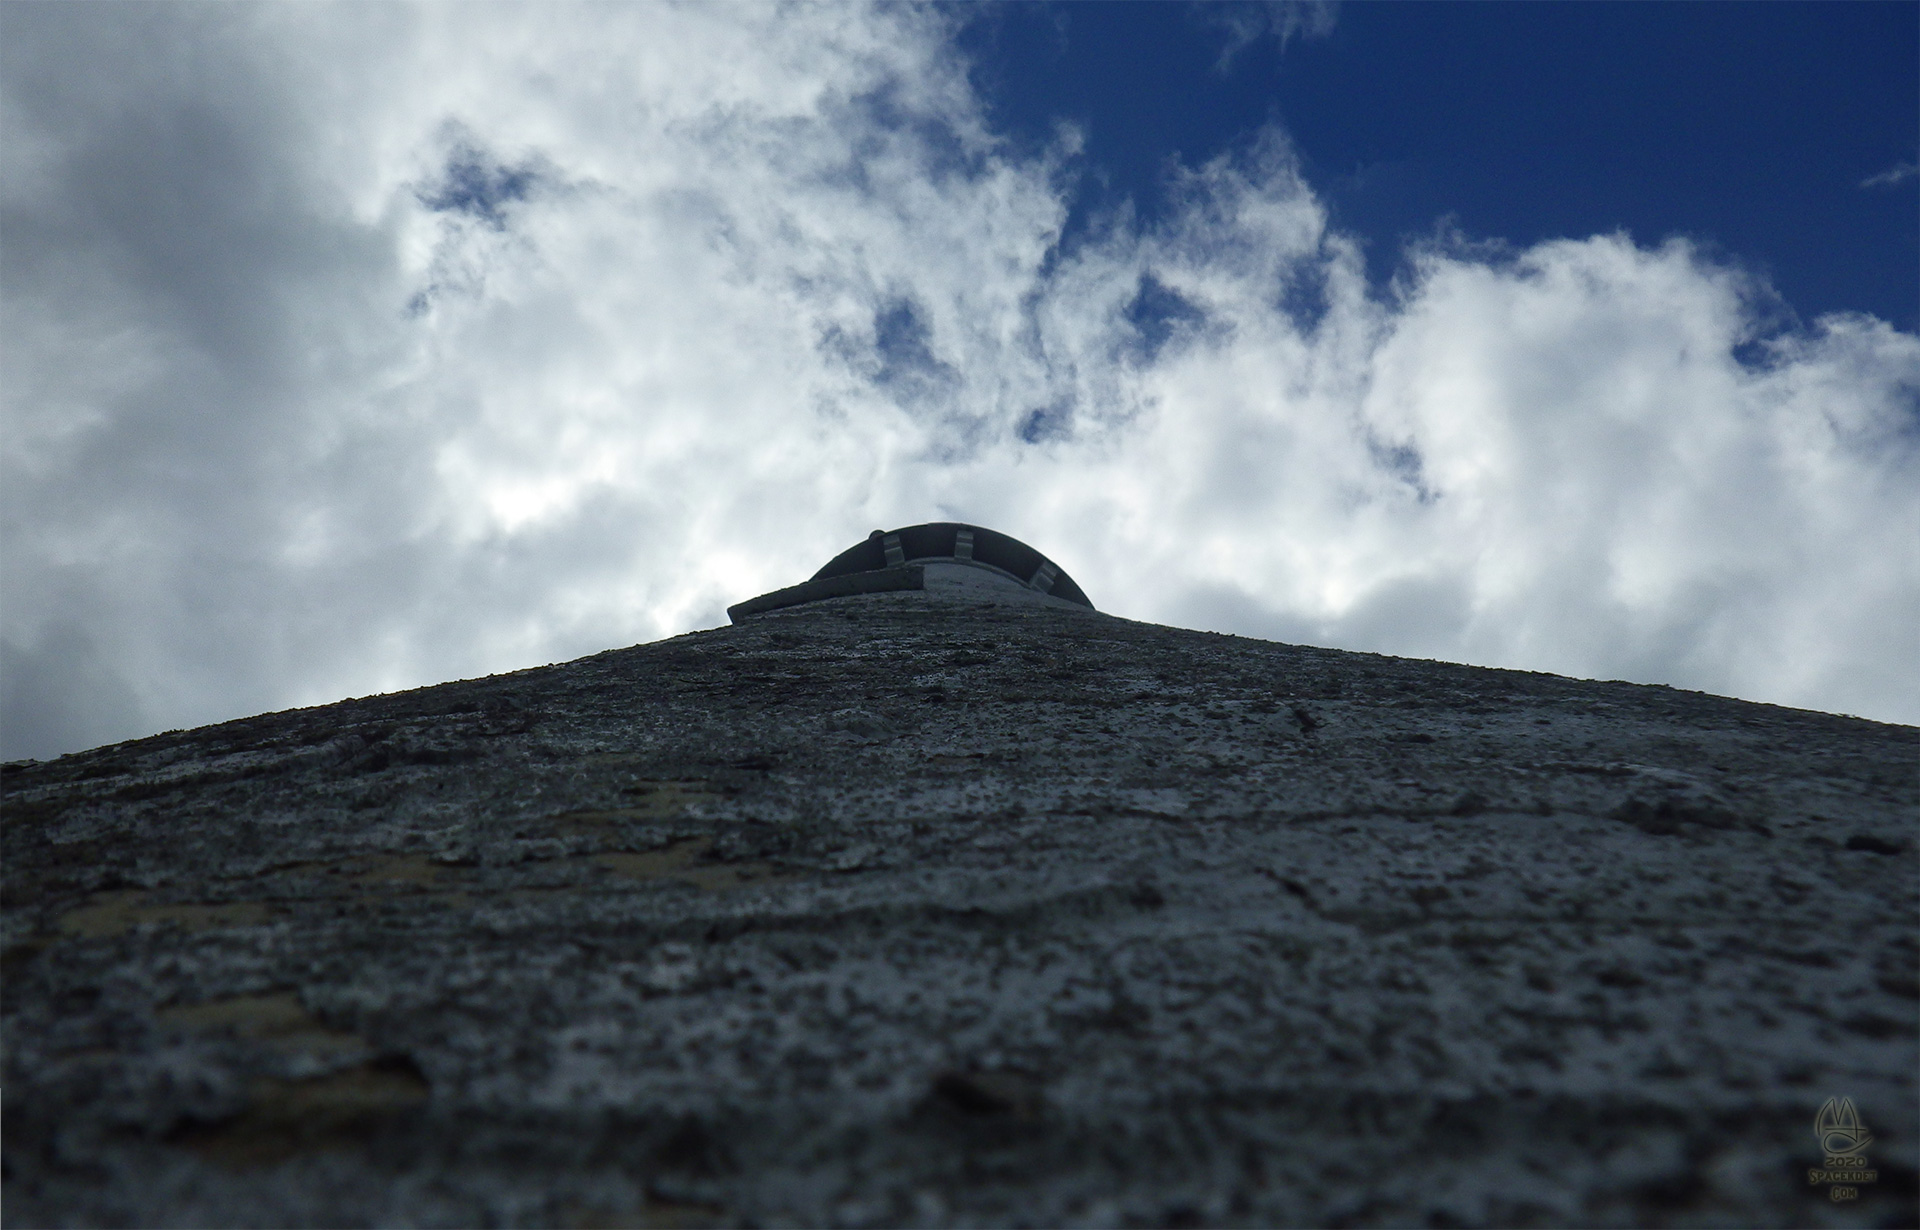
1205, 1, 1340, 70
4, 2, 1917, 760
1861, 160, 1917, 189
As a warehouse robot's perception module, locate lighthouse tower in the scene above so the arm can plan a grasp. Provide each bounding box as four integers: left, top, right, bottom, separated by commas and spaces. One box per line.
4, 526, 1914, 1226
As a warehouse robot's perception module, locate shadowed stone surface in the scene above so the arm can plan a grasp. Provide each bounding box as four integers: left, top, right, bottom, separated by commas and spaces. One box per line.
3, 592, 1915, 1227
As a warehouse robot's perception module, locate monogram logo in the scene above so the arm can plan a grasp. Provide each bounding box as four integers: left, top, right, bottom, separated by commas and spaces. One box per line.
1809, 1097, 1877, 1203
1815, 1097, 1873, 1157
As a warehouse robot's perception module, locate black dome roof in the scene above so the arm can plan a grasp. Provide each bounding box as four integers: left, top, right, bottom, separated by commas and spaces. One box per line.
727, 522, 1092, 621
811, 523, 1092, 608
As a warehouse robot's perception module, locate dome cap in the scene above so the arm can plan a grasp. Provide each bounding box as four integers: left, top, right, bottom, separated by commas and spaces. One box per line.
728, 522, 1092, 621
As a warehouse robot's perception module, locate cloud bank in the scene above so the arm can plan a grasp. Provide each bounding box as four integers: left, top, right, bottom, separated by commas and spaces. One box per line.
4, 3, 1917, 759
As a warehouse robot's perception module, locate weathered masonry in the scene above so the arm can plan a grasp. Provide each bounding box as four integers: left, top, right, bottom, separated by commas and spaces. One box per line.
4, 528, 1915, 1226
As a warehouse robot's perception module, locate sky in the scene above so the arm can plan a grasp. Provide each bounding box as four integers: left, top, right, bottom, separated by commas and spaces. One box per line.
2, 2, 1917, 761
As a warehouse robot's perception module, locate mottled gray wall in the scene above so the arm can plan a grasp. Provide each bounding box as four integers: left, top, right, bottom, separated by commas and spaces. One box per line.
4, 593, 1915, 1226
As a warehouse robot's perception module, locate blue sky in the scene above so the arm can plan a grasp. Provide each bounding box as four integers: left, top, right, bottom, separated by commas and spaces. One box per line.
964, 2, 1917, 330
3, 2, 1918, 760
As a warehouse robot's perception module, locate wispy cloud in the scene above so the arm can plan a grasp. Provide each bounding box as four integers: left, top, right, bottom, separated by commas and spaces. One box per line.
1860, 160, 1917, 189
1204, 1, 1339, 71
4, 3, 1916, 760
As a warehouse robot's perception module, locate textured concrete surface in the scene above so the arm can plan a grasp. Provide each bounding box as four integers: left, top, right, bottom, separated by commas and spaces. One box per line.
3, 592, 1916, 1227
